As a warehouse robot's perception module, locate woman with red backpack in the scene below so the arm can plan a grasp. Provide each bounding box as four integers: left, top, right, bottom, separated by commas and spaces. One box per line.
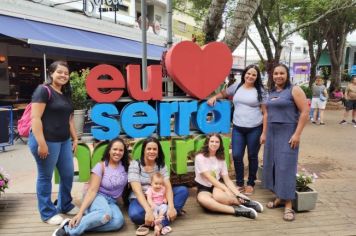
28, 61, 79, 225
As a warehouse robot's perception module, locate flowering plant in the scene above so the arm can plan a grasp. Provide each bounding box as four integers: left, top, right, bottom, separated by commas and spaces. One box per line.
0, 167, 10, 195
296, 170, 318, 192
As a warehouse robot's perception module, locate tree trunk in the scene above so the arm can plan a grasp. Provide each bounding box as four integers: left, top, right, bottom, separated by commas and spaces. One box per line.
326, 21, 347, 88
223, 0, 261, 51
306, 29, 324, 88
202, 0, 228, 43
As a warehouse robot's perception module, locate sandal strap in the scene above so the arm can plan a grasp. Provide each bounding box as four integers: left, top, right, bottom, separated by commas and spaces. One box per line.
284, 208, 295, 213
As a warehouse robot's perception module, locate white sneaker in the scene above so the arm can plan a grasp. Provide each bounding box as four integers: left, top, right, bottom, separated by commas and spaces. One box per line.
65, 206, 80, 215
45, 214, 64, 225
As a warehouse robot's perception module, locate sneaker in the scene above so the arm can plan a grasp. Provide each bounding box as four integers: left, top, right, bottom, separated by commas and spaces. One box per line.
52, 218, 70, 236
233, 205, 257, 219
339, 120, 347, 125
352, 119, 356, 125
65, 206, 80, 215
242, 199, 264, 213
45, 214, 64, 225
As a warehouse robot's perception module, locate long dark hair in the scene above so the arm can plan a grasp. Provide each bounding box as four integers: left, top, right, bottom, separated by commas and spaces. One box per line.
140, 137, 165, 169
45, 60, 72, 97
268, 63, 291, 91
235, 64, 263, 102
101, 138, 130, 172
199, 133, 225, 160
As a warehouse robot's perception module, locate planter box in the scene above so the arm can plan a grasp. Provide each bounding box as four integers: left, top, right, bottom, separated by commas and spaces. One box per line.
292, 187, 318, 212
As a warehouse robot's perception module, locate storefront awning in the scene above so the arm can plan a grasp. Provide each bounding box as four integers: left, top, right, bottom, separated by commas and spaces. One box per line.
0, 14, 165, 60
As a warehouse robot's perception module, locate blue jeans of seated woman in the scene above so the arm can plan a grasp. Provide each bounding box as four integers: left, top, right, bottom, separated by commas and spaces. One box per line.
64, 193, 124, 236
28, 132, 75, 221
128, 186, 189, 227
232, 125, 262, 187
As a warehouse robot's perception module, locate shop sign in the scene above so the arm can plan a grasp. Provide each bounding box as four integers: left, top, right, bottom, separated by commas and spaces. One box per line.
83, 0, 123, 16
87, 41, 233, 140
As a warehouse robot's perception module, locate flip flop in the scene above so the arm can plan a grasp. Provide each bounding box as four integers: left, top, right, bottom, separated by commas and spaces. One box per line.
283, 208, 295, 221
177, 209, 187, 216
266, 199, 285, 209
161, 226, 172, 235
136, 225, 150, 236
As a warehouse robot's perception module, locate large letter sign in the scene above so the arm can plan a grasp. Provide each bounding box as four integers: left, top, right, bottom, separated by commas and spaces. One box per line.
86, 41, 233, 139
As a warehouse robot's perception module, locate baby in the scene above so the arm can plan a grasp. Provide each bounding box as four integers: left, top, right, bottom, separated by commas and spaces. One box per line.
146, 172, 172, 235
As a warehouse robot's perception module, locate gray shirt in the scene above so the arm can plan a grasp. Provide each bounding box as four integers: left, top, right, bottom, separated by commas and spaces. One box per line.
226, 83, 266, 128
312, 84, 326, 98
128, 160, 169, 199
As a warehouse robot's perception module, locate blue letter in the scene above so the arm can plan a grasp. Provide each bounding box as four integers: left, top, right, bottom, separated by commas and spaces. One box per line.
121, 102, 158, 138
175, 101, 198, 136
196, 101, 231, 134
91, 103, 120, 140
158, 102, 178, 137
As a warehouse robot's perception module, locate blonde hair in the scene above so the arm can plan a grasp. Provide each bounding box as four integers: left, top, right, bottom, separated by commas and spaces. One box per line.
151, 172, 164, 182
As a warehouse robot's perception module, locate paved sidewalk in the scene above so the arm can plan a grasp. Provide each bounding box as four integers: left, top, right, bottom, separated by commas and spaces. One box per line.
0, 110, 356, 235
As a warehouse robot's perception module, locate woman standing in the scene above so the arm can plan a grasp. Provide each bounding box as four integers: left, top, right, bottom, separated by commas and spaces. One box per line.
128, 137, 189, 236
28, 61, 78, 225
53, 138, 129, 236
194, 134, 263, 219
263, 64, 309, 221
311, 76, 328, 125
208, 65, 267, 195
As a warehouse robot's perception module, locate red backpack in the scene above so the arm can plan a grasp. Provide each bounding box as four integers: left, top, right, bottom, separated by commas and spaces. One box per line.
18, 85, 51, 137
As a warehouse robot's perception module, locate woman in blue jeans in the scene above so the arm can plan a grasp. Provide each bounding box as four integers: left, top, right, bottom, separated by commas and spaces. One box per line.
208, 65, 267, 195
53, 138, 130, 235
29, 61, 79, 225
128, 137, 189, 236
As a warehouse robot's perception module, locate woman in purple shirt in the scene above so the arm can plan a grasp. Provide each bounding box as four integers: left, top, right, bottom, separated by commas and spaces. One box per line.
53, 138, 129, 236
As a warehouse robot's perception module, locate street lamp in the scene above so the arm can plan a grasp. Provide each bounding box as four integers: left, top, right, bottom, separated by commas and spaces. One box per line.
288, 41, 294, 69
287, 41, 294, 83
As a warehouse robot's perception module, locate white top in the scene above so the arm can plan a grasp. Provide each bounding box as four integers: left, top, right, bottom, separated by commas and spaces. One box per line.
194, 153, 228, 187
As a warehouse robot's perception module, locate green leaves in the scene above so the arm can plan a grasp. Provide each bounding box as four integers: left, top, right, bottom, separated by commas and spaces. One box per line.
70, 69, 90, 110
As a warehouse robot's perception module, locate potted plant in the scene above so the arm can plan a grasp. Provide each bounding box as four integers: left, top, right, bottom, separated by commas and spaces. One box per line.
293, 170, 318, 212
70, 68, 90, 138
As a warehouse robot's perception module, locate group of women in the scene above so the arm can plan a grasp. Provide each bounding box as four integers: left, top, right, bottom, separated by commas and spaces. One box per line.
29, 61, 308, 236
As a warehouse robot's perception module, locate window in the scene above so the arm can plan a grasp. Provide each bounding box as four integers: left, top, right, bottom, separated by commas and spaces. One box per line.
295, 47, 302, 52
177, 21, 186, 32
303, 47, 308, 54
155, 15, 162, 23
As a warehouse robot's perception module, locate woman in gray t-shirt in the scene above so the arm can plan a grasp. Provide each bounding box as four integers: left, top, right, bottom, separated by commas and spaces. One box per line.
128, 137, 189, 235
207, 65, 267, 195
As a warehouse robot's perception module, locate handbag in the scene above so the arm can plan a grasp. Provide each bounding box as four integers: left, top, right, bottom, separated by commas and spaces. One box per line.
319, 92, 327, 102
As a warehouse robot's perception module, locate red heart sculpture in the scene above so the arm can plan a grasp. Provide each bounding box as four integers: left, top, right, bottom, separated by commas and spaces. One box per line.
165, 41, 232, 99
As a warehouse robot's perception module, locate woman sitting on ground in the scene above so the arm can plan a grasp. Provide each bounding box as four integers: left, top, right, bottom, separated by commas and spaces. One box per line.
194, 133, 263, 219
53, 138, 129, 236
128, 137, 189, 236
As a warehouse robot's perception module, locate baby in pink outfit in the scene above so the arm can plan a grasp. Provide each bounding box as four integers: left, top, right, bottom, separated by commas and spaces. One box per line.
146, 172, 171, 235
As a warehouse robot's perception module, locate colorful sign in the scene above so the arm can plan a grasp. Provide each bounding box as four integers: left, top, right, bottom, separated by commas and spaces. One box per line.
87, 41, 233, 140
